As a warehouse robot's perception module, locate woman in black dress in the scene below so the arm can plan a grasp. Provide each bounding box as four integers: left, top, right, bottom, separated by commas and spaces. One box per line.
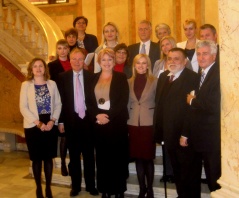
88, 48, 129, 198
20, 58, 62, 198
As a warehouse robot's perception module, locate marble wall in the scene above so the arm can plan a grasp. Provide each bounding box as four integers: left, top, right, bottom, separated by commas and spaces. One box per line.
211, 0, 239, 197
38, 0, 219, 45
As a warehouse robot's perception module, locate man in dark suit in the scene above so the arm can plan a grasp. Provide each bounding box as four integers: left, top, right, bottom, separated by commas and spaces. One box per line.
58, 48, 98, 197
128, 20, 160, 77
154, 48, 198, 198
182, 40, 221, 197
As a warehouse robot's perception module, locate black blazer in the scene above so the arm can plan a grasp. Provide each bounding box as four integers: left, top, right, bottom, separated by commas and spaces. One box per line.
87, 71, 129, 124
58, 69, 93, 127
82, 33, 99, 53
128, 41, 160, 76
48, 59, 65, 83
154, 68, 198, 149
183, 63, 220, 152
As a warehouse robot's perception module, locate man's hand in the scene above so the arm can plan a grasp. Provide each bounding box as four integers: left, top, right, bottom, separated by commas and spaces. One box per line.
58, 123, 65, 133
180, 136, 188, 147
187, 94, 196, 105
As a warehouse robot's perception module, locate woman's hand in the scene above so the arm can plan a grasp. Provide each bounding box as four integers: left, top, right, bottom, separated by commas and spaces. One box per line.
44, 120, 55, 131
96, 114, 110, 125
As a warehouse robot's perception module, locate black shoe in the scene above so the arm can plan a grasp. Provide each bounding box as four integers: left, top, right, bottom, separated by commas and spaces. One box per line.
70, 189, 80, 197
45, 187, 53, 198
61, 163, 68, 176
87, 188, 99, 196
115, 193, 124, 198
201, 178, 208, 184
36, 188, 44, 198
160, 175, 175, 183
102, 193, 111, 198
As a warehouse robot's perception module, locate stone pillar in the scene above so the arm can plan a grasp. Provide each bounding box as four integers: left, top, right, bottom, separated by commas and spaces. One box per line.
211, 0, 239, 197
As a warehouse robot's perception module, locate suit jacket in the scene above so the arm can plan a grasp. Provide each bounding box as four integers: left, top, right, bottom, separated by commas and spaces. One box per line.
177, 39, 200, 73
87, 71, 129, 124
154, 68, 198, 149
48, 59, 65, 83
128, 41, 160, 77
127, 76, 157, 126
20, 80, 62, 128
183, 62, 220, 152
58, 69, 93, 127
82, 33, 99, 53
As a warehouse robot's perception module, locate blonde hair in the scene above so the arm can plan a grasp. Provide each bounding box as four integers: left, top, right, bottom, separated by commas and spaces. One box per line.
70, 47, 87, 59
155, 23, 171, 39
183, 18, 197, 29
102, 22, 119, 43
132, 54, 153, 79
26, 58, 50, 81
160, 36, 177, 61
97, 48, 116, 65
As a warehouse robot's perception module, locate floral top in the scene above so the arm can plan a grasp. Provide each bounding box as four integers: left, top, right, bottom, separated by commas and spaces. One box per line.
35, 84, 51, 114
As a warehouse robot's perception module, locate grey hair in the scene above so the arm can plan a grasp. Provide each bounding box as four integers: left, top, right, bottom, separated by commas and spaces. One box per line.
155, 23, 171, 35
196, 40, 217, 54
139, 20, 152, 30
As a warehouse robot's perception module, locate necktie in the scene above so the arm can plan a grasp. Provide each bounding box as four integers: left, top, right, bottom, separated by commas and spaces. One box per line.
140, 43, 146, 54
169, 75, 175, 83
75, 74, 85, 119
199, 71, 205, 89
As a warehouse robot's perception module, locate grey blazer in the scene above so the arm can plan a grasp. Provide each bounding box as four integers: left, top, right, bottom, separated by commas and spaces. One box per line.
127, 76, 157, 126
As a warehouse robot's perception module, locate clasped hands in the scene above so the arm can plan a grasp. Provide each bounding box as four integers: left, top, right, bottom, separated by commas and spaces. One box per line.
36, 121, 54, 132
96, 114, 109, 125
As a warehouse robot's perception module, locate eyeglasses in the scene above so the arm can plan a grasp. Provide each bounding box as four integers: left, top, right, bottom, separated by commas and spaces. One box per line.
116, 50, 127, 55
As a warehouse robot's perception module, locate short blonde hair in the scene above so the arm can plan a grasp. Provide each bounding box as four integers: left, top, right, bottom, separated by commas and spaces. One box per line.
70, 47, 87, 59
26, 58, 50, 81
160, 36, 177, 61
132, 54, 153, 79
97, 48, 116, 65
155, 23, 171, 39
139, 20, 152, 30
183, 19, 197, 29
102, 22, 119, 43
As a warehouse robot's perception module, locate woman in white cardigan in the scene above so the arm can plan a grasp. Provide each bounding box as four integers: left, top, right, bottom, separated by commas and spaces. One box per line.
20, 58, 62, 198
177, 19, 200, 73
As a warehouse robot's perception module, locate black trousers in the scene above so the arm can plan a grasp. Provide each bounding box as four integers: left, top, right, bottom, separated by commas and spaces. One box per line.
65, 113, 96, 191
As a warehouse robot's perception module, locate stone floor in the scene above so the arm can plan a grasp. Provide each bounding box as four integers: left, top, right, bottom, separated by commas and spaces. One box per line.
0, 151, 210, 198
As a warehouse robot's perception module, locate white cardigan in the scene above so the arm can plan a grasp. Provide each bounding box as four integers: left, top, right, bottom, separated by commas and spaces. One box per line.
20, 80, 62, 128
177, 39, 200, 73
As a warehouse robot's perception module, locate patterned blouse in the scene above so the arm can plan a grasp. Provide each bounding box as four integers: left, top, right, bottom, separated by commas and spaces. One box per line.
35, 84, 51, 114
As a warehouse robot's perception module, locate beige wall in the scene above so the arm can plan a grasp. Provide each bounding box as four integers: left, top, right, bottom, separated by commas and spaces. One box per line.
38, 0, 219, 45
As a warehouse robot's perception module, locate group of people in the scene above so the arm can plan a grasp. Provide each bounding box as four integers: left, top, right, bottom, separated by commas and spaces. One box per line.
19, 16, 221, 198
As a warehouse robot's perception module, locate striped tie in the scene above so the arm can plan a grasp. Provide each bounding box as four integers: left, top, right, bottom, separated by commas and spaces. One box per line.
199, 71, 205, 89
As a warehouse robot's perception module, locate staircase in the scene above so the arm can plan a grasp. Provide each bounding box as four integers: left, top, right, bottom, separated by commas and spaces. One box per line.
0, 0, 64, 74
34, 146, 210, 198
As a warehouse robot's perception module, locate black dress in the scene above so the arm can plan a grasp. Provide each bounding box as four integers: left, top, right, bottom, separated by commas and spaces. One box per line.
88, 71, 129, 195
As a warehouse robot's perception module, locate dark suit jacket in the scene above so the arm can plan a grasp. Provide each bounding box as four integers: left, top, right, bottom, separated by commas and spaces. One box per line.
58, 69, 93, 128
183, 63, 220, 152
82, 33, 98, 53
48, 59, 65, 83
154, 68, 198, 149
128, 41, 160, 77
87, 71, 129, 124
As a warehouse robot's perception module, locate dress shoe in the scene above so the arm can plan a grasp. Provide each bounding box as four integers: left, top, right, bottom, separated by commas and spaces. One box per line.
160, 175, 175, 183
115, 193, 124, 198
61, 163, 68, 176
102, 192, 111, 198
70, 189, 80, 197
45, 187, 53, 198
36, 188, 44, 198
86, 188, 99, 196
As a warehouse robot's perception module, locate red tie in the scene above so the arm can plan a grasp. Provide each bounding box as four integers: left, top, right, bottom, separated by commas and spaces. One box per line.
169, 75, 175, 83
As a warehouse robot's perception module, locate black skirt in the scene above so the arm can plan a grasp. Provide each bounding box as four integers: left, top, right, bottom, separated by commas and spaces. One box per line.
24, 114, 58, 161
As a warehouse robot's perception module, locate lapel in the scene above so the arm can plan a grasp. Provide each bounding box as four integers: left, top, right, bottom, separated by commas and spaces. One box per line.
156, 70, 170, 102
139, 79, 151, 103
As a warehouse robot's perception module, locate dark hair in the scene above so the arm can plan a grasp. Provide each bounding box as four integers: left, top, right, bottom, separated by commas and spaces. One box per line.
114, 43, 129, 64
26, 58, 50, 81
200, 24, 217, 35
64, 28, 78, 38
169, 47, 187, 59
73, 16, 88, 27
